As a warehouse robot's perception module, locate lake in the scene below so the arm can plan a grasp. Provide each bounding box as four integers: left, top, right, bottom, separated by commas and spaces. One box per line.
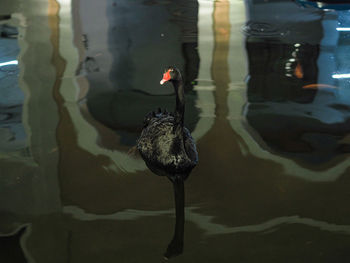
1, 0, 350, 262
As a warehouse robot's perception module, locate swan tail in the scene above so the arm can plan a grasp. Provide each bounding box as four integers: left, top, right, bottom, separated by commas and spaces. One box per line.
127, 146, 141, 158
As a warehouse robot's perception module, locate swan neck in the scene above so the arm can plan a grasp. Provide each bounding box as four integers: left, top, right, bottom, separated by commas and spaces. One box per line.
173, 80, 185, 126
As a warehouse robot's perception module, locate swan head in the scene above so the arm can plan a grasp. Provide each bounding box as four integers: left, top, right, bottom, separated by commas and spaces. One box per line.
160, 66, 181, 85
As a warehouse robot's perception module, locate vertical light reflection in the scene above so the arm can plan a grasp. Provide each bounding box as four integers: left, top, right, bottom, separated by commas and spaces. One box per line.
195, 0, 243, 178
211, 0, 231, 119
48, 0, 67, 153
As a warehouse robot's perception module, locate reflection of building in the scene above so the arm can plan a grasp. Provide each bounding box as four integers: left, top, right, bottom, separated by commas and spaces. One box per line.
229, 0, 350, 180
75, 0, 201, 146
0, 13, 61, 217
0, 0, 61, 250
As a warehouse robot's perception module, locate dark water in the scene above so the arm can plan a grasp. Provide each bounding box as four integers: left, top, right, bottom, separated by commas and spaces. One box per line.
1, 0, 350, 262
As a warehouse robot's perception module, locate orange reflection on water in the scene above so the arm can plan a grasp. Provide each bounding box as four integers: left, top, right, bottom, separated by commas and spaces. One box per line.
294, 62, 303, 79
302, 83, 338, 89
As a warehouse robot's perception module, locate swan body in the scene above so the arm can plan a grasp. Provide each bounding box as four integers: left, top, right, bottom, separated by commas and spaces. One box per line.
137, 67, 198, 182
137, 109, 197, 180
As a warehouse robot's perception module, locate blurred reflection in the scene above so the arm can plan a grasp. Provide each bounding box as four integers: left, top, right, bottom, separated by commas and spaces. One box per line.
243, 0, 350, 166
0, 17, 27, 158
0, 227, 28, 263
296, 0, 350, 11
0, 226, 28, 263
75, 0, 200, 147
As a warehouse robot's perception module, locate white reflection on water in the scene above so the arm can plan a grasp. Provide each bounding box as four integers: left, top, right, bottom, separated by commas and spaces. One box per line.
332, 73, 350, 79
336, 27, 350, 31
64, 205, 350, 236
0, 60, 18, 67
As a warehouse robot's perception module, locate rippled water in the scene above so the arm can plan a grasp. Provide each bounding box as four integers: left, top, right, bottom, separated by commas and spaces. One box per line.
1, 0, 350, 262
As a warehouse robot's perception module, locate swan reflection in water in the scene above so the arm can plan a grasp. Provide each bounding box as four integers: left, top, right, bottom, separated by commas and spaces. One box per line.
137, 67, 198, 259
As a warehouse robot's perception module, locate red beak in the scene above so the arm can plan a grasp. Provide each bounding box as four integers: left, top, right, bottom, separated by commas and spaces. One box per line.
160, 70, 171, 85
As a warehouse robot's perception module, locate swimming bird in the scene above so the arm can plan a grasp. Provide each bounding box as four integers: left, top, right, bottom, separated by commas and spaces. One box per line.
137, 66, 198, 258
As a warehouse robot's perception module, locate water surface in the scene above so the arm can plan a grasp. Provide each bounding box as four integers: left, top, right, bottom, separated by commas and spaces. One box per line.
1, 0, 350, 262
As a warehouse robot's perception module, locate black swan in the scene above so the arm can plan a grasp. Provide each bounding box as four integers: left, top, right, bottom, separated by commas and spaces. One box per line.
137, 66, 198, 259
